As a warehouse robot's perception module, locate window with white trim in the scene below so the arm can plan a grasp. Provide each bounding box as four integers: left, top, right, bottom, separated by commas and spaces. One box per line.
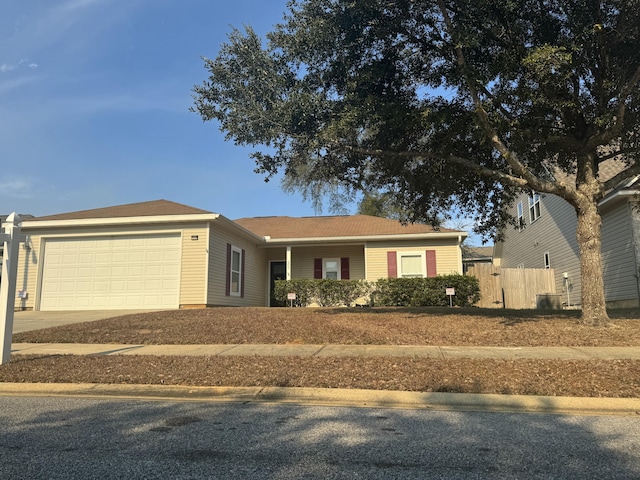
324, 258, 340, 280
529, 193, 541, 222
230, 246, 242, 296
398, 252, 425, 278
517, 201, 524, 231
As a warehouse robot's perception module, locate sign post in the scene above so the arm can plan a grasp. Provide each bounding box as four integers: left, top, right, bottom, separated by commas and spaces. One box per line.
0, 213, 23, 364
445, 287, 455, 308
287, 292, 296, 307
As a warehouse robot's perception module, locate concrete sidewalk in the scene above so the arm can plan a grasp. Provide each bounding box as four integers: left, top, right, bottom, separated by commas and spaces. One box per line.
11, 342, 640, 359
6, 342, 640, 416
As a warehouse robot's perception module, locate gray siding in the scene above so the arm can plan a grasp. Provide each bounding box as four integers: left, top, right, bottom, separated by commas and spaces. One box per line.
497, 192, 581, 304
601, 202, 639, 304
497, 191, 640, 307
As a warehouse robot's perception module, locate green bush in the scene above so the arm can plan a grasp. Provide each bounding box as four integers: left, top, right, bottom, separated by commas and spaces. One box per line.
274, 279, 370, 307
274, 275, 480, 308
371, 275, 480, 307
273, 279, 315, 306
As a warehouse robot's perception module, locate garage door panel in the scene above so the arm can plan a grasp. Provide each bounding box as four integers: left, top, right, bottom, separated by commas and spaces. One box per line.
77, 281, 93, 292
128, 266, 144, 276
40, 234, 181, 311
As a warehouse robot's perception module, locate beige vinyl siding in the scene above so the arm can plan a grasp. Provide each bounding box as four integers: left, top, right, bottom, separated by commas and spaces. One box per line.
287, 245, 365, 279
206, 224, 266, 306
178, 226, 209, 306
18, 222, 212, 310
601, 202, 639, 304
365, 239, 462, 281
497, 193, 577, 298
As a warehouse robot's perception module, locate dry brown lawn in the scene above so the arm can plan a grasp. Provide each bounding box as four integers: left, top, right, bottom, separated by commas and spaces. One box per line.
4, 307, 640, 398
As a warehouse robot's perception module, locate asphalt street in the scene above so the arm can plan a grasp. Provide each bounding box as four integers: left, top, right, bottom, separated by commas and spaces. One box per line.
1, 396, 639, 479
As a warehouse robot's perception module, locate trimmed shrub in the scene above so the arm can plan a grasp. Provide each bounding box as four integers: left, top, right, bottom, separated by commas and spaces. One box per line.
371, 275, 480, 307
274, 279, 370, 307
274, 275, 480, 308
273, 279, 315, 306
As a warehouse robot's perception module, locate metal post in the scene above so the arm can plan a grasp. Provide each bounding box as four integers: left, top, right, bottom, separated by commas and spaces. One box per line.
0, 213, 22, 364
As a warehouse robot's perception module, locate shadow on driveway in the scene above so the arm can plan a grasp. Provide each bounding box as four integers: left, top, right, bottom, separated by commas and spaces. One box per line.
11, 310, 162, 333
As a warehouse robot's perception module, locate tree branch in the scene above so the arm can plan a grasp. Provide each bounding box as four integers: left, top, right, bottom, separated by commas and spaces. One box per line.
588, 64, 640, 148
597, 147, 640, 163
602, 162, 640, 191
336, 143, 577, 197
435, 0, 543, 191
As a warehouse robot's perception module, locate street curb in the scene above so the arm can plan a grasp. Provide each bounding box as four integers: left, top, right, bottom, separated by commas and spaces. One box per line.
1, 382, 639, 416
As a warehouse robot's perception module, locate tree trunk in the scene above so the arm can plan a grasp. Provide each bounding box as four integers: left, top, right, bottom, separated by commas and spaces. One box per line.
575, 202, 610, 326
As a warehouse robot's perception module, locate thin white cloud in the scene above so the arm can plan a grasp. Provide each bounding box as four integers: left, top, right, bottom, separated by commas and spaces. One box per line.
1, 0, 146, 69
0, 75, 38, 96
0, 178, 35, 199
0, 59, 38, 74
56, 0, 108, 13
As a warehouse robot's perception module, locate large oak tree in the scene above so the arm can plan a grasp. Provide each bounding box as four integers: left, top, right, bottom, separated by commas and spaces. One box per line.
192, 0, 640, 325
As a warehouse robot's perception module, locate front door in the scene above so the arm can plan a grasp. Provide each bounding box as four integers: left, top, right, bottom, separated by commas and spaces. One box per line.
269, 261, 287, 307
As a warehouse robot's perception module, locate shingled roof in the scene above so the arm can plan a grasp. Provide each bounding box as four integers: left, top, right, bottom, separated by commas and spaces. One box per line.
31, 200, 212, 221
234, 215, 461, 240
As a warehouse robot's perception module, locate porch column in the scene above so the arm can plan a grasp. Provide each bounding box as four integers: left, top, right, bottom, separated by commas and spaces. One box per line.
286, 246, 292, 280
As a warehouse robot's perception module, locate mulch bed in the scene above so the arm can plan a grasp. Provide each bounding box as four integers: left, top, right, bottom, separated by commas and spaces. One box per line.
2, 355, 639, 398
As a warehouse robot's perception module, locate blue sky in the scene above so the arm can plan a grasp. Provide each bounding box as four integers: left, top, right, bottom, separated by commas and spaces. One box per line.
1, 0, 482, 243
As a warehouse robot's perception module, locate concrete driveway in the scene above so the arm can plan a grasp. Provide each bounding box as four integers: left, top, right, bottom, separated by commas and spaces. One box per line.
11, 310, 160, 333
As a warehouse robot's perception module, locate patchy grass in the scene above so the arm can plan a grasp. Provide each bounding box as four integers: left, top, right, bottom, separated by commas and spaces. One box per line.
12, 307, 640, 346
5, 307, 640, 397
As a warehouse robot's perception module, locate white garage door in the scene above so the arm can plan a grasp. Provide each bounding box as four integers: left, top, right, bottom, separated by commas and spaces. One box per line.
39, 234, 181, 311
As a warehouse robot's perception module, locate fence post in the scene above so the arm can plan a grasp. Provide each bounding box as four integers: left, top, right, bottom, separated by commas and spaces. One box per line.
0, 213, 23, 364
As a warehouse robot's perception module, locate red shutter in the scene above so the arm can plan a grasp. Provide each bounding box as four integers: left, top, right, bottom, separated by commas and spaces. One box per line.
314, 258, 323, 279
426, 250, 437, 278
340, 257, 350, 280
387, 251, 397, 278
241, 249, 246, 297
225, 243, 231, 296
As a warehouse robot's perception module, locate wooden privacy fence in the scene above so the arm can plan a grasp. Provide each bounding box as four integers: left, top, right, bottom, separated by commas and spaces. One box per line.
466, 264, 557, 309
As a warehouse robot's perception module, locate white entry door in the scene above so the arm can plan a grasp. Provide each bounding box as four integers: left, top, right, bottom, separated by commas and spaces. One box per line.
39, 234, 181, 310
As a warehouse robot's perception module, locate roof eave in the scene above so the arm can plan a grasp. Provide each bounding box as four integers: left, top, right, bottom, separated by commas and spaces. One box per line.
22, 213, 221, 229
598, 189, 639, 208
263, 232, 467, 246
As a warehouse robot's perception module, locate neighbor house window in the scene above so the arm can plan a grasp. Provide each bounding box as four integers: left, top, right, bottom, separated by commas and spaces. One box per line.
529, 193, 541, 222
517, 201, 524, 231
324, 258, 340, 280
398, 252, 425, 278
229, 245, 243, 296
544, 252, 551, 269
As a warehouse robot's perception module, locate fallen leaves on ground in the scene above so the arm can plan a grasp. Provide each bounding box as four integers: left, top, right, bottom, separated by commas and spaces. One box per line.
5, 307, 640, 397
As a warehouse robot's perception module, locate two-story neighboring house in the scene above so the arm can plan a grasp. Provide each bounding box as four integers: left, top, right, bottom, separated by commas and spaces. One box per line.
494, 160, 640, 309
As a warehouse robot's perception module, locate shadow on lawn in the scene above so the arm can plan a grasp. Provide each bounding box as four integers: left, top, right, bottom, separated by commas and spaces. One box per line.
322, 306, 640, 322
321, 306, 582, 320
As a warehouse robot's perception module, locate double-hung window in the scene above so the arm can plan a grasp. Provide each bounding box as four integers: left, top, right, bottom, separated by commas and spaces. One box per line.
323, 258, 340, 280
529, 193, 541, 222
517, 201, 524, 231
230, 245, 242, 296
399, 252, 425, 278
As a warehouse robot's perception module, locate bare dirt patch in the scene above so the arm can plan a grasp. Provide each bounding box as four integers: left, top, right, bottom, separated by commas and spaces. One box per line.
5, 307, 640, 397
